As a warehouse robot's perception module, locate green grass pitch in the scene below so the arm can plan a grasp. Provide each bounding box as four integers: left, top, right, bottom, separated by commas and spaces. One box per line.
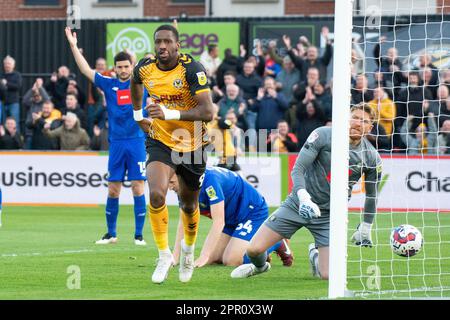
0, 206, 448, 299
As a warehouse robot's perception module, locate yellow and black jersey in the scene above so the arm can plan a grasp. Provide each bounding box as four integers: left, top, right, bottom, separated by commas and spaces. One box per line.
207, 119, 236, 162
132, 53, 211, 152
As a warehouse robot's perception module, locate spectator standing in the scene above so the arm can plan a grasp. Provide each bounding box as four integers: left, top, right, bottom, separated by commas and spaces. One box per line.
282, 28, 333, 82
217, 84, 247, 129
90, 120, 109, 151
249, 77, 289, 150
45, 65, 71, 110
351, 74, 374, 105
368, 87, 396, 137
236, 60, 263, 151
295, 90, 327, 148
63, 93, 87, 130
0, 55, 22, 133
200, 44, 222, 82
276, 55, 300, 104
23, 78, 51, 149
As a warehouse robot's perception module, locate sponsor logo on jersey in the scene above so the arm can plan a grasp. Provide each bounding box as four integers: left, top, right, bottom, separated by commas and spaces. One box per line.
117, 89, 132, 105
196, 72, 207, 86
206, 186, 218, 201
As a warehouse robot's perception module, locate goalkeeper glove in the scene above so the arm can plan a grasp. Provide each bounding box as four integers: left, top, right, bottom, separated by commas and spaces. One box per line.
351, 222, 373, 247
297, 189, 321, 219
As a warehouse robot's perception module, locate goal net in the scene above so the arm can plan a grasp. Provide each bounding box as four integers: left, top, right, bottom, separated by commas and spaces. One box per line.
330, 0, 450, 299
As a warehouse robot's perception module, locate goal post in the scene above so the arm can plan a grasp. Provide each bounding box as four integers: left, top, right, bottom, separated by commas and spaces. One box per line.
329, 0, 450, 299
328, 0, 354, 299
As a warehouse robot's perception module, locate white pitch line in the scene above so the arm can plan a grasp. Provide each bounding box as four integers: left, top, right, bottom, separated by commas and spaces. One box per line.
354, 286, 450, 298
0, 247, 145, 258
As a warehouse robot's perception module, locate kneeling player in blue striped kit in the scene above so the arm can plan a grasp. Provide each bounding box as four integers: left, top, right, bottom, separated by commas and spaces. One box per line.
169, 167, 293, 268
231, 104, 382, 280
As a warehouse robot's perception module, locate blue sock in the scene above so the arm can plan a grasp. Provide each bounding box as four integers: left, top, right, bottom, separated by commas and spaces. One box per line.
105, 197, 119, 237
133, 195, 146, 237
242, 241, 282, 264
0, 187, 2, 210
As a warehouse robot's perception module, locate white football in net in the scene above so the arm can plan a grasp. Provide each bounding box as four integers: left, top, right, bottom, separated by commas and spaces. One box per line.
390, 224, 423, 257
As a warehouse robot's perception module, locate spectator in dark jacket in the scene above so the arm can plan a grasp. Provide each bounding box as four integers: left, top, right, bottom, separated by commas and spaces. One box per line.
0, 117, 23, 149
292, 67, 321, 103
23, 78, 51, 149
216, 48, 239, 89
236, 60, 263, 151
45, 65, 71, 110
366, 122, 391, 152
217, 84, 247, 129
351, 74, 374, 105
396, 71, 433, 131
236, 61, 263, 102
0, 55, 22, 133
90, 121, 109, 151
249, 77, 289, 149
237, 41, 266, 78
65, 79, 86, 109
62, 93, 87, 129
26, 100, 62, 150
282, 29, 333, 82
373, 36, 404, 89
295, 98, 327, 148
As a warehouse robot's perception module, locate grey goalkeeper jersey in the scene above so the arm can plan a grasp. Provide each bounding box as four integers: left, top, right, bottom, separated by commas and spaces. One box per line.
284, 126, 382, 215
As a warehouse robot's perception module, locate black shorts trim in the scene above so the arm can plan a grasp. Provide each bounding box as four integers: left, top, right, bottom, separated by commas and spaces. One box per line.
145, 138, 207, 190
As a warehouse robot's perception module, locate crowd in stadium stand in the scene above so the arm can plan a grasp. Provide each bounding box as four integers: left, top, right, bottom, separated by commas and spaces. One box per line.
1, 29, 449, 155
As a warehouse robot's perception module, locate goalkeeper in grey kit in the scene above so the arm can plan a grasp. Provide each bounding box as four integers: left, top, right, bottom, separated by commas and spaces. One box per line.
231, 103, 382, 280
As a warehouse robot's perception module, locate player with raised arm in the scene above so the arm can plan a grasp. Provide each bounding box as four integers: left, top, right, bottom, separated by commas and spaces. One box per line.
130, 24, 214, 284
231, 103, 382, 280
169, 167, 293, 268
65, 27, 148, 246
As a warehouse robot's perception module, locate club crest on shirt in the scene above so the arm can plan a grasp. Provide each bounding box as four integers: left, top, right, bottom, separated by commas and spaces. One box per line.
376, 163, 382, 174
173, 78, 183, 89
196, 72, 207, 86
148, 81, 154, 88
206, 186, 218, 201
307, 131, 319, 143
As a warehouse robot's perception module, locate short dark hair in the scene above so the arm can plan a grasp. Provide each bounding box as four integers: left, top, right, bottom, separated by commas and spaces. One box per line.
208, 44, 218, 53
223, 71, 236, 78
409, 71, 420, 78
66, 93, 78, 100
114, 51, 133, 65
154, 24, 179, 42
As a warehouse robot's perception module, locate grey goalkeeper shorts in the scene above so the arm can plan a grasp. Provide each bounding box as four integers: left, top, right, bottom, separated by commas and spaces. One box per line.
264, 204, 330, 248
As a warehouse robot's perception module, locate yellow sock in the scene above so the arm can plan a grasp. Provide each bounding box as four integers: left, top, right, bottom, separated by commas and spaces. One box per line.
149, 203, 169, 251
181, 206, 200, 246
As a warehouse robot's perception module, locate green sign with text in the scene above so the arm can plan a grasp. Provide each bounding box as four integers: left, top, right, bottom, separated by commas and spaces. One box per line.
106, 22, 240, 68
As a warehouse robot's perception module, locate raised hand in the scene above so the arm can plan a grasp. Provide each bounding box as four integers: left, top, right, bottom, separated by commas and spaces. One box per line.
65, 27, 78, 47
282, 35, 292, 50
